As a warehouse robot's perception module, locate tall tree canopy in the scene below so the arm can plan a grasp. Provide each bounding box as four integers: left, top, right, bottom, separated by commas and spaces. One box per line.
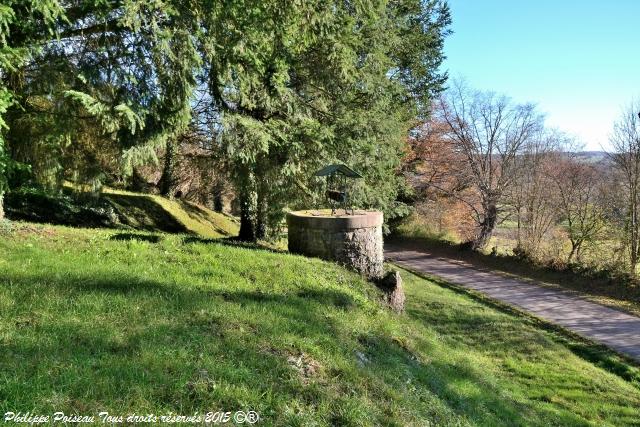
203, 0, 451, 240
0, 0, 451, 240
1, 0, 201, 215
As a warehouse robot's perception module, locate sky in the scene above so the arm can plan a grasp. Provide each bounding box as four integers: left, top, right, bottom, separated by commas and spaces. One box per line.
442, 0, 640, 151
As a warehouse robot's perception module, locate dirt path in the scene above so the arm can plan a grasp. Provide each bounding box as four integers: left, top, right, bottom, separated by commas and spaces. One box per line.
386, 245, 640, 361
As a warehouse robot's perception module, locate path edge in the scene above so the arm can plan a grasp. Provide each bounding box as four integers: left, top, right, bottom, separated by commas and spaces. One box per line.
390, 261, 640, 389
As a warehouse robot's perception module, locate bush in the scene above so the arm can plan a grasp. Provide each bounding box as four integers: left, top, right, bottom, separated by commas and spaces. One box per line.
0, 218, 12, 234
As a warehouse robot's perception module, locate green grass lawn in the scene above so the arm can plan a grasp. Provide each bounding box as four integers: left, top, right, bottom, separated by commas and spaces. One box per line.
1, 223, 640, 425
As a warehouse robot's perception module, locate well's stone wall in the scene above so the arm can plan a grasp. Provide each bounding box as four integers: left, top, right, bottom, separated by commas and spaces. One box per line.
287, 210, 384, 279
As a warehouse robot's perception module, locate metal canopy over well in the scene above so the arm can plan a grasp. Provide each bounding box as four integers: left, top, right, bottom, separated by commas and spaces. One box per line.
314, 164, 363, 178
314, 164, 363, 214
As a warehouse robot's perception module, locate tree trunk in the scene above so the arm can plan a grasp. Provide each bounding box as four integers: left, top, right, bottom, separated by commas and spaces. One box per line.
630, 187, 639, 276
238, 190, 256, 242
631, 233, 639, 277
235, 165, 257, 242
567, 240, 579, 263
575, 244, 583, 263
213, 183, 224, 213
567, 245, 576, 264
0, 193, 4, 221
160, 139, 177, 198
516, 206, 522, 247
213, 194, 223, 212
255, 198, 267, 240
471, 202, 498, 251
254, 178, 268, 240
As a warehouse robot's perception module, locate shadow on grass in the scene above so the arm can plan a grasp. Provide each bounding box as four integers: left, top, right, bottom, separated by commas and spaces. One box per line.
109, 233, 162, 243
355, 332, 589, 425
182, 235, 286, 254
5, 189, 194, 235
5, 188, 117, 228
0, 271, 366, 413
3, 265, 640, 424
105, 193, 188, 233
177, 201, 236, 237
0, 269, 513, 423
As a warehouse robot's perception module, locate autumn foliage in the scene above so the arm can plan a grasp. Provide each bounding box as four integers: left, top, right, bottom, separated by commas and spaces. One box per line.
403, 118, 478, 241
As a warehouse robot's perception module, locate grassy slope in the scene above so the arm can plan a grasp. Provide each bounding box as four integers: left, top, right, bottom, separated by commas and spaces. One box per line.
103, 188, 239, 239
1, 224, 640, 426
5, 186, 239, 239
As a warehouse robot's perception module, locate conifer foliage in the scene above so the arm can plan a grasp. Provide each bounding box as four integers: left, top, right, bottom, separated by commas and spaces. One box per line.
0, 0, 450, 238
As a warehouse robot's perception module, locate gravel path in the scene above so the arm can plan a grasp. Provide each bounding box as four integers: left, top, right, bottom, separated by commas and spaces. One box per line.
386, 245, 640, 361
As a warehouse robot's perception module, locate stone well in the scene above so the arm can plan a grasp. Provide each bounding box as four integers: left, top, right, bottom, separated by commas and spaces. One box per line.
287, 210, 384, 279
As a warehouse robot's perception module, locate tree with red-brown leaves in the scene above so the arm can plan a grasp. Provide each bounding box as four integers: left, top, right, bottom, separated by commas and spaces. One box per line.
403, 110, 478, 241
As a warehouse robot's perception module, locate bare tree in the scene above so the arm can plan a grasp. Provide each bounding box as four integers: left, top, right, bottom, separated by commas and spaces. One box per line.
507, 131, 565, 258
609, 101, 640, 274
435, 81, 543, 250
550, 157, 607, 263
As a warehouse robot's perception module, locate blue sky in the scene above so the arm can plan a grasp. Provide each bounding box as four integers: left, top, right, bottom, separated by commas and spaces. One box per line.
442, 0, 640, 150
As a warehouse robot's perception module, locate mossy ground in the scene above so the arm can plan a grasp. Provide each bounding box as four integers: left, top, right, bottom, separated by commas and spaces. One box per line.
5, 186, 239, 239
103, 188, 238, 238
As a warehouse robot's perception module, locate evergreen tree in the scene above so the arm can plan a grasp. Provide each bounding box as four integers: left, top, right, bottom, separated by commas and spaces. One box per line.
0, 1, 65, 218
2, 1, 201, 204
203, 0, 450, 240
2, 0, 450, 239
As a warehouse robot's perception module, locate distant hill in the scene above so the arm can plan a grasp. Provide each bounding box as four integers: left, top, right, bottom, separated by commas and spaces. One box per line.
571, 151, 610, 164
